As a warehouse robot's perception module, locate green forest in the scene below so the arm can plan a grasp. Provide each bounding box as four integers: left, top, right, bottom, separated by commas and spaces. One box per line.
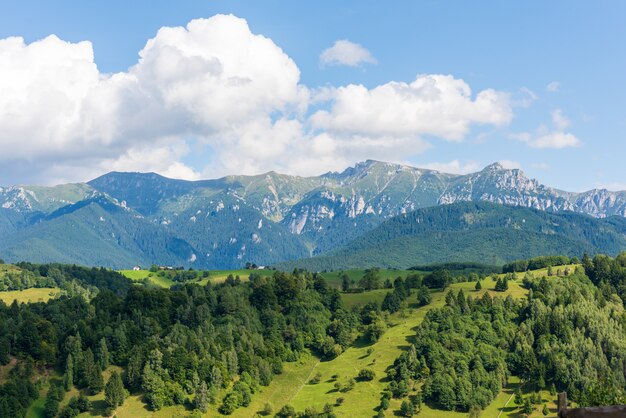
0, 253, 625, 417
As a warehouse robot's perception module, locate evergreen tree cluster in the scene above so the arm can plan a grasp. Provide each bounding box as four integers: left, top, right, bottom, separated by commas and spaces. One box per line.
503, 255, 573, 273
0, 266, 359, 416
386, 265, 626, 414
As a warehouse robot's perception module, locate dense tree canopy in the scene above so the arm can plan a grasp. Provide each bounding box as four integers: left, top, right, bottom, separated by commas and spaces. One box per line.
386, 258, 626, 414
0, 266, 360, 416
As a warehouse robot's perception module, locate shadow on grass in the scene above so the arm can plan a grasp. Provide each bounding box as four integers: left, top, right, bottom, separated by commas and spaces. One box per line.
351, 335, 375, 349
88, 399, 109, 416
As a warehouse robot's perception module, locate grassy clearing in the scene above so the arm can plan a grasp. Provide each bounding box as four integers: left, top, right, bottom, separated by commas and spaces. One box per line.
119, 269, 151, 281
25, 388, 47, 418
320, 269, 415, 289
340, 288, 391, 309
0, 287, 60, 304
120, 269, 275, 288
0, 263, 22, 277
228, 354, 320, 418
231, 272, 551, 418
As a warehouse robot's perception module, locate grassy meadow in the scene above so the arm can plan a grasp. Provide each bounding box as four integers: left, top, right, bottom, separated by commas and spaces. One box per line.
119, 268, 276, 288
0, 287, 60, 304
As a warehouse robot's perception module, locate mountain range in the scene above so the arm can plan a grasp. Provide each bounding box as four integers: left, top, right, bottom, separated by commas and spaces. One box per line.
1, 160, 625, 269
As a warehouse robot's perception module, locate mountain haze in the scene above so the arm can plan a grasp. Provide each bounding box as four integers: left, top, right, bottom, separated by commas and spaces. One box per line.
1, 161, 625, 268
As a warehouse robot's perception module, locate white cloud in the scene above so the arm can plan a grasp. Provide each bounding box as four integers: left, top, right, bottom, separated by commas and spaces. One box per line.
512, 109, 581, 150
0, 15, 306, 183
528, 132, 581, 149
421, 160, 480, 174
551, 109, 570, 130
311, 74, 512, 141
0, 15, 514, 184
546, 81, 560, 92
320, 40, 376, 67
513, 131, 581, 149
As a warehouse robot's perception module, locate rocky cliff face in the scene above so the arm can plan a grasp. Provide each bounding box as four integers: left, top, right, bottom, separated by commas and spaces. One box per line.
0, 160, 624, 268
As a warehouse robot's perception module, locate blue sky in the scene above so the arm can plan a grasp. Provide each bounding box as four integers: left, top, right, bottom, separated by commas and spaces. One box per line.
0, 0, 624, 191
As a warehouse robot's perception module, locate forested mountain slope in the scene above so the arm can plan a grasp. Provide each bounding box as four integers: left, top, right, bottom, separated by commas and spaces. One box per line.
278, 202, 626, 271
1, 161, 625, 268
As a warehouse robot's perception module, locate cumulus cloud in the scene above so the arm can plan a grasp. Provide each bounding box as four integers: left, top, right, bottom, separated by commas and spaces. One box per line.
320, 40, 376, 67
311, 75, 512, 141
421, 160, 480, 174
0, 15, 306, 183
0, 15, 514, 184
528, 132, 581, 149
512, 109, 581, 150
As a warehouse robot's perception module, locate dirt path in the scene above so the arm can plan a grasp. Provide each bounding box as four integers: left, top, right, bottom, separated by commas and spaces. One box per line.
497, 392, 515, 418
290, 359, 321, 402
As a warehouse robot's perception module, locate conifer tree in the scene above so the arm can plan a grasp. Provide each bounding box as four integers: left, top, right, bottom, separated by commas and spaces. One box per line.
105, 371, 127, 410
64, 354, 74, 391
194, 381, 210, 413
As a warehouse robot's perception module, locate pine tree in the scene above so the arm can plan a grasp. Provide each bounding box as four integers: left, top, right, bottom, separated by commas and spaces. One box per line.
210, 365, 223, 389
549, 383, 557, 396
475, 279, 482, 291
445, 290, 456, 307
97, 338, 110, 370
43, 385, 62, 418
194, 381, 210, 413
125, 348, 143, 391
399, 400, 415, 417
522, 397, 533, 414
104, 371, 127, 410
341, 273, 350, 292
64, 354, 74, 391
542, 403, 549, 415
514, 387, 524, 406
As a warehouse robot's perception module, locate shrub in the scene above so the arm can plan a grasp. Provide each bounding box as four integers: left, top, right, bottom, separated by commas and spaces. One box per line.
358, 369, 376, 381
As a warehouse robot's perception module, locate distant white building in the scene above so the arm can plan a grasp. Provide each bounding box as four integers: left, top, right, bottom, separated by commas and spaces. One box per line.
133, 266, 141, 271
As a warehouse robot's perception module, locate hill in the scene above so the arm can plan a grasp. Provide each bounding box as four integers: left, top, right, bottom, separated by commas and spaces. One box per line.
277, 202, 626, 271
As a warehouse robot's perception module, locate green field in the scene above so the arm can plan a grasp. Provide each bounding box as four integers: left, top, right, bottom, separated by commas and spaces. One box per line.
319, 269, 415, 289
120, 268, 415, 290
0, 263, 22, 276
119, 268, 276, 288
340, 288, 391, 309
0, 287, 60, 304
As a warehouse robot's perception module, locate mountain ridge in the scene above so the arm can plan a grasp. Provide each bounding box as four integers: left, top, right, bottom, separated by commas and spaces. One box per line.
1, 160, 625, 268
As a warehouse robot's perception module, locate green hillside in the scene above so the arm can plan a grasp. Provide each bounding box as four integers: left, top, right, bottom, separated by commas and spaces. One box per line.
278, 202, 626, 271
0, 196, 198, 268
